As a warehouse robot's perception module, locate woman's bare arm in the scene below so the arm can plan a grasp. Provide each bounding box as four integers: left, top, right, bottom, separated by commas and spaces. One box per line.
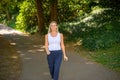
60, 33, 68, 61
45, 34, 50, 55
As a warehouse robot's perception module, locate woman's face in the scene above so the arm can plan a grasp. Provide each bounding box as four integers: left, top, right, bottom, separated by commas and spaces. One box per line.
50, 22, 57, 32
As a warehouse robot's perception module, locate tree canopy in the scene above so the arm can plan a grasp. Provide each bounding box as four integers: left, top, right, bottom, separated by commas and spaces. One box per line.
0, 0, 120, 50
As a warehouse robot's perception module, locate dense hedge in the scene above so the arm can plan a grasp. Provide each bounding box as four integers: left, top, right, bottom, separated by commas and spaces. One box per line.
60, 9, 120, 50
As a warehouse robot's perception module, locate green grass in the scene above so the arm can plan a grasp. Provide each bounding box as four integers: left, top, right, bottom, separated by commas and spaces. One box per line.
90, 43, 120, 72
74, 41, 120, 72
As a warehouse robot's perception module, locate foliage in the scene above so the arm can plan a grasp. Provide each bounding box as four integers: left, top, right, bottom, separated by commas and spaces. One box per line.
16, 0, 38, 34
0, 0, 99, 33
82, 29, 117, 50
0, 0, 22, 29
58, 0, 98, 22
59, 7, 120, 50
81, 8, 120, 50
58, 0, 81, 22
99, 0, 120, 9
0, 0, 120, 50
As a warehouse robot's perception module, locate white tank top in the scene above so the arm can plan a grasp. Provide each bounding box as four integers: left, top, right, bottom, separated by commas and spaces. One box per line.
48, 32, 61, 51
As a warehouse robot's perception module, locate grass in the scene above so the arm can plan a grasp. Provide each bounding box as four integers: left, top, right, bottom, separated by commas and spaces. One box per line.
0, 35, 21, 80
71, 40, 120, 72
89, 43, 120, 72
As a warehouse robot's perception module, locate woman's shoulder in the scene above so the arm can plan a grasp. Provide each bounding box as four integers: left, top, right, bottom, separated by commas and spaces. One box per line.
59, 33, 63, 37
45, 34, 49, 37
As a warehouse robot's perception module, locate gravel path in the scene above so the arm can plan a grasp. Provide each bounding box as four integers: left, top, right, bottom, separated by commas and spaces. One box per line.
0, 24, 120, 80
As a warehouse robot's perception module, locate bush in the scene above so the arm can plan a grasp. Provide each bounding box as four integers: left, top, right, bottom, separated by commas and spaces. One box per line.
82, 29, 117, 50
16, 0, 38, 34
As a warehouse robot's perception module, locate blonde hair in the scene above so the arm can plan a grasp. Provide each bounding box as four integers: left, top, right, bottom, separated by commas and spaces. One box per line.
48, 21, 59, 33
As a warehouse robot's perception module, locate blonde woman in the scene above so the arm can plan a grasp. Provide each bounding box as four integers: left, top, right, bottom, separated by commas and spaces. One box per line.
45, 21, 68, 80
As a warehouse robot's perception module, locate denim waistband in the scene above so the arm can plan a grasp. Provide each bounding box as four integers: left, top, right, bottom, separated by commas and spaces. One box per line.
50, 50, 62, 52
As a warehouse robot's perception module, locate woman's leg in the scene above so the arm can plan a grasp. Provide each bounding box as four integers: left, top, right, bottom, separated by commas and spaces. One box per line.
54, 50, 62, 80
47, 53, 54, 79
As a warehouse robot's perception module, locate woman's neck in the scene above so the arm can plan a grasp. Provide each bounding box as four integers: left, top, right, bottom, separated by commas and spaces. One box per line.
50, 31, 58, 37
51, 31, 57, 34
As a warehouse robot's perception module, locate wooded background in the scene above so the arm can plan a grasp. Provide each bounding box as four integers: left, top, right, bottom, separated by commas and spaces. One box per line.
0, 0, 120, 50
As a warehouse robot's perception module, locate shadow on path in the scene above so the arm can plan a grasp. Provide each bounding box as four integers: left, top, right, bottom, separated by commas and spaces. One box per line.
0, 24, 120, 80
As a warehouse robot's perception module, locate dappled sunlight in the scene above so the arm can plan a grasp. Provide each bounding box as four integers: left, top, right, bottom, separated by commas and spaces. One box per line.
0, 29, 20, 35
66, 40, 82, 48
82, 16, 93, 22
24, 57, 32, 60
68, 22, 81, 26
20, 53, 25, 56
80, 8, 113, 29
10, 42, 17, 46
28, 50, 33, 52
0, 33, 21, 80
11, 55, 18, 59
86, 61, 94, 65
33, 45, 42, 48
41, 45, 45, 49
36, 49, 44, 52
17, 50, 21, 53
28, 48, 45, 53
0, 24, 25, 35
91, 8, 111, 14
73, 40, 82, 46
43, 72, 49, 76
26, 45, 45, 53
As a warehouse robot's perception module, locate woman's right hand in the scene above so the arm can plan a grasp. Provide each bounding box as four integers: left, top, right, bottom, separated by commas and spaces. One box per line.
47, 51, 50, 55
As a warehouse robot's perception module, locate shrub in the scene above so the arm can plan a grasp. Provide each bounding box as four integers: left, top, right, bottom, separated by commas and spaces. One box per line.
16, 0, 38, 34
82, 29, 117, 50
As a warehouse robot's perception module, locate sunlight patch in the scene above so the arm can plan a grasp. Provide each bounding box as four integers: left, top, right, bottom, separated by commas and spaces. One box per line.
10, 42, 16, 46
24, 57, 32, 60
0, 24, 23, 35
11, 55, 18, 59
86, 61, 94, 64
37, 49, 44, 52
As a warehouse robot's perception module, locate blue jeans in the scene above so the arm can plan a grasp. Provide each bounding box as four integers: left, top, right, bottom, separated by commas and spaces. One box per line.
47, 50, 62, 80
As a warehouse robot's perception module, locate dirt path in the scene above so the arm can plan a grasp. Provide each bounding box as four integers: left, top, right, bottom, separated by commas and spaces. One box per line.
0, 24, 120, 80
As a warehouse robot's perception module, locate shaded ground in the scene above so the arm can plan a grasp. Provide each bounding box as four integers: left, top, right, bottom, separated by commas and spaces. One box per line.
0, 24, 120, 80
0, 34, 21, 80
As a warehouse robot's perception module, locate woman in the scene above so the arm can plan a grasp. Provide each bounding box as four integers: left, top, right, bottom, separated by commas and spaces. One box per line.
45, 21, 68, 80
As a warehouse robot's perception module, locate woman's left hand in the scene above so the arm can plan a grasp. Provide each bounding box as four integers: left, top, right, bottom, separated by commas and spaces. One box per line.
64, 55, 68, 61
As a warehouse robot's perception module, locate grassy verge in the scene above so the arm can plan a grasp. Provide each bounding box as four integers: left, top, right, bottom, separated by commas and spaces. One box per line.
89, 44, 120, 72
72, 41, 120, 72
0, 35, 21, 80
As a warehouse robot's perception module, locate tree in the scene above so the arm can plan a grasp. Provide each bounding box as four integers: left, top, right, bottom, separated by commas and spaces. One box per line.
0, 0, 12, 21
35, 0, 45, 33
0, 0, 21, 26
35, 0, 58, 33
50, 0, 58, 22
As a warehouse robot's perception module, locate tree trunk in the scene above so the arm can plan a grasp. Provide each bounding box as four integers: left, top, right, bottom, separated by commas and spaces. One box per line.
6, 8, 11, 20
35, 0, 45, 34
50, 0, 58, 22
